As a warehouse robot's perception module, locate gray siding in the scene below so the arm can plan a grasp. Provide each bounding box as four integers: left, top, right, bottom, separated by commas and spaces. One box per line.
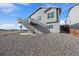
45, 8, 57, 23
30, 8, 47, 24
28, 8, 60, 33
67, 4, 79, 26
47, 23, 60, 33
45, 8, 60, 33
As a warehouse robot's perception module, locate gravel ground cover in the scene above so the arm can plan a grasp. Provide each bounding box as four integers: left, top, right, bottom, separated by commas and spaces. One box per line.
0, 33, 79, 56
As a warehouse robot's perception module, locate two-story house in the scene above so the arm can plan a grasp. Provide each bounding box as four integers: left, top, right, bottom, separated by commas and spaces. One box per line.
17, 7, 61, 34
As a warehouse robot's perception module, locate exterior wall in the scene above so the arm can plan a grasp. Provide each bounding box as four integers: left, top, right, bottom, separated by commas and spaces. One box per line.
29, 8, 60, 33
33, 24, 50, 34
47, 23, 60, 33
45, 8, 58, 23
66, 4, 79, 37
45, 8, 60, 33
67, 4, 79, 28
30, 8, 47, 24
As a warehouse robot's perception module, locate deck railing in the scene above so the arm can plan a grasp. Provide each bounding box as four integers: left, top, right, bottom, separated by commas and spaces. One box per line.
30, 18, 48, 27
17, 18, 49, 34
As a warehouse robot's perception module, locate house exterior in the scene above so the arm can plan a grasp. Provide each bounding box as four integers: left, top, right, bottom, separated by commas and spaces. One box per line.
66, 4, 79, 27
17, 7, 61, 34
66, 4, 79, 36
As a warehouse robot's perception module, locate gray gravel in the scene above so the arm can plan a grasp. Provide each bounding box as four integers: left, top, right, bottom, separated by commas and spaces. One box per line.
0, 33, 79, 56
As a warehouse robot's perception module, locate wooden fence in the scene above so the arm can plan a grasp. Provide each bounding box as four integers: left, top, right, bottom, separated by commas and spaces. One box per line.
70, 28, 79, 37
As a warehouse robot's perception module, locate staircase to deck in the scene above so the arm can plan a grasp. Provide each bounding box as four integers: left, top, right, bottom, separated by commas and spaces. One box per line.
17, 18, 50, 34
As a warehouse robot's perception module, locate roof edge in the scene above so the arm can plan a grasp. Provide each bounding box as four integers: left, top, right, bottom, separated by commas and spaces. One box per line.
27, 7, 61, 19
66, 3, 79, 17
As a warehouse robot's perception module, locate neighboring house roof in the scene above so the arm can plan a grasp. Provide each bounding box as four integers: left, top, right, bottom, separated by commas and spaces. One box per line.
27, 7, 61, 18
65, 3, 79, 23
66, 3, 79, 18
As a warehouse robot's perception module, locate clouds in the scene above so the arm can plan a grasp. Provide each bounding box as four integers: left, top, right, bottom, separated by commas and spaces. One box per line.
0, 3, 31, 29
0, 23, 27, 30
44, 4, 52, 7
18, 3, 30, 6
60, 20, 66, 25
43, 3, 62, 8
0, 24, 17, 29
0, 3, 31, 15
43, 3, 58, 7
0, 3, 19, 14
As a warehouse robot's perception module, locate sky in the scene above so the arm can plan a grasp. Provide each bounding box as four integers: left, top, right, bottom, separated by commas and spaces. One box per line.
0, 3, 76, 29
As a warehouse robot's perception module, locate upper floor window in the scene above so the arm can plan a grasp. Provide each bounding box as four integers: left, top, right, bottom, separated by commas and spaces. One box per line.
47, 12, 54, 19
37, 16, 41, 21
47, 13, 50, 19
51, 12, 54, 18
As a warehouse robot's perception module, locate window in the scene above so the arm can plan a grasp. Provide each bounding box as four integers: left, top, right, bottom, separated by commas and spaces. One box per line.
47, 12, 54, 19
51, 12, 54, 18
47, 13, 50, 19
37, 16, 41, 21
49, 25, 53, 29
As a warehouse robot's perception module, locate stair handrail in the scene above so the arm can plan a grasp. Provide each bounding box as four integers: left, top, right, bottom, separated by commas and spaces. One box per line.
30, 18, 48, 27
